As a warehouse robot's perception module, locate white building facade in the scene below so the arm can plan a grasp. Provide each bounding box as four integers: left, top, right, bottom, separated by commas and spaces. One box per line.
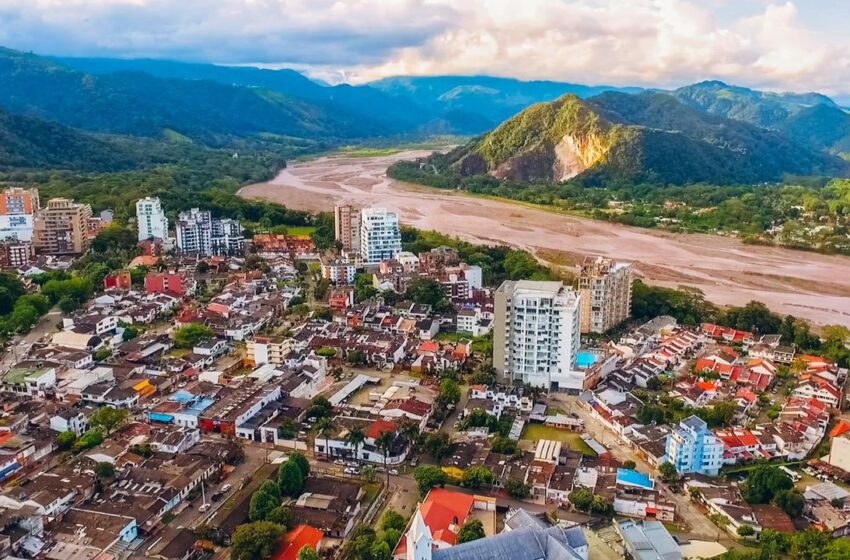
135, 197, 169, 242
360, 208, 401, 265
176, 208, 213, 254
493, 280, 582, 390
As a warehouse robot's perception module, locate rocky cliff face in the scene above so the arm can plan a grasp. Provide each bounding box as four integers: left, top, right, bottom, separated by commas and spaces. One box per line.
551, 132, 609, 181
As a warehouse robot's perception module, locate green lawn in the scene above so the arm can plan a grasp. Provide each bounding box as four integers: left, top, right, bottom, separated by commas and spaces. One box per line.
282, 226, 316, 236
520, 424, 596, 456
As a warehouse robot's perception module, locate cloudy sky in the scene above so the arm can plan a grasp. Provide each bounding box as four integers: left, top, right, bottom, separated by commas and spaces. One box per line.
2, 0, 850, 95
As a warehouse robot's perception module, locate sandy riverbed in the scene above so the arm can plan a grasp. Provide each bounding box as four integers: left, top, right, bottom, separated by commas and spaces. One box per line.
239, 151, 850, 327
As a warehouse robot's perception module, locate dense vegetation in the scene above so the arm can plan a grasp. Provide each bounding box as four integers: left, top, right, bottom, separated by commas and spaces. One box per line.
719, 528, 850, 560
390, 157, 850, 255
0, 47, 383, 144
673, 80, 850, 156
394, 92, 848, 187
0, 142, 319, 228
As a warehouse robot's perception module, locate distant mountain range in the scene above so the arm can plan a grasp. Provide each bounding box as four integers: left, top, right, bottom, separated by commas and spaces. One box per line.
2, 47, 850, 184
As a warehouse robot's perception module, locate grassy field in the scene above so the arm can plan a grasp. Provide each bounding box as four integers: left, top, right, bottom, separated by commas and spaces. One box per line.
435, 332, 492, 354
337, 146, 404, 157
281, 226, 316, 236
520, 424, 596, 456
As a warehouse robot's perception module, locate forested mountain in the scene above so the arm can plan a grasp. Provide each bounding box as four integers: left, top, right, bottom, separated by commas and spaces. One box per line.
0, 48, 385, 144
401, 92, 849, 185
56, 60, 642, 134
368, 75, 642, 129
0, 108, 141, 171
673, 81, 850, 156
53, 56, 447, 135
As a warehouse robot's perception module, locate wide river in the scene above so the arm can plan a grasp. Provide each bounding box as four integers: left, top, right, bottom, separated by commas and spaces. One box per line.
240, 150, 850, 327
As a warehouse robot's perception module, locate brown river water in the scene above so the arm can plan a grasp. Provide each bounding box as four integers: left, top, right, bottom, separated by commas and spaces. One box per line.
239, 151, 850, 327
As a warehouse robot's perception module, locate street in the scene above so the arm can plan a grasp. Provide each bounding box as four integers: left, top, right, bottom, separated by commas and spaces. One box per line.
0, 307, 62, 370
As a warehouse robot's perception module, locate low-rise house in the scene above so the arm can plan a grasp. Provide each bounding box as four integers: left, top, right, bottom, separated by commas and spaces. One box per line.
3, 362, 57, 398
49, 409, 88, 436
291, 477, 364, 538
314, 417, 409, 465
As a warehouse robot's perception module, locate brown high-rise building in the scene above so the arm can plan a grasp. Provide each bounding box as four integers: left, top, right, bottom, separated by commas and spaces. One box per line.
33, 198, 92, 255
578, 256, 633, 334
333, 204, 360, 253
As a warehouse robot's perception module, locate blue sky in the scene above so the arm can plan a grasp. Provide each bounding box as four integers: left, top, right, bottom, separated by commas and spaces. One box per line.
2, 0, 850, 96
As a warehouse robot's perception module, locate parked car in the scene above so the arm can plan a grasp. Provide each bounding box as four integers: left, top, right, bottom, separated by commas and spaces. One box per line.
221, 484, 232, 493
199, 503, 211, 513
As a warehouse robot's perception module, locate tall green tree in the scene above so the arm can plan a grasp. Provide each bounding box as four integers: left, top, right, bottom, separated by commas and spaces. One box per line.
231, 521, 285, 560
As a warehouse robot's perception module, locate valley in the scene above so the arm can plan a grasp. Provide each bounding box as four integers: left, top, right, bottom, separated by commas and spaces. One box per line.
240, 151, 850, 327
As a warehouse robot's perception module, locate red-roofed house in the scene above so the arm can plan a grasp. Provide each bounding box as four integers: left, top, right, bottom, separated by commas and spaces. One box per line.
145, 272, 195, 297
381, 398, 433, 428
272, 525, 323, 560
716, 428, 769, 464
394, 488, 483, 559
792, 376, 841, 409
367, 419, 398, 440
832, 421, 850, 439
316, 419, 410, 465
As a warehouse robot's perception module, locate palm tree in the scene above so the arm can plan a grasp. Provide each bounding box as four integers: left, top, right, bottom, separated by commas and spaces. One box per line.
376, 431, 396, 486
345, 427, 366, 463
399, 419, 420, 455
316, 417, 335, 461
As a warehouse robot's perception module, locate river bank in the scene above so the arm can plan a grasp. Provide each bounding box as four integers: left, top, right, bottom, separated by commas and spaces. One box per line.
239, 151, 850, 327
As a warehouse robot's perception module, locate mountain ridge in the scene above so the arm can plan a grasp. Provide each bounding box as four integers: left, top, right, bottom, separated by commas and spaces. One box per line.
425, 91, 849, 185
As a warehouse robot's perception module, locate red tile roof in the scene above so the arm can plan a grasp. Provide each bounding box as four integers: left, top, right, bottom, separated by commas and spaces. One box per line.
831, 420, 850, 438
367, 419, 398, 440
417, 488, 474, 545
272, 525, 323, 560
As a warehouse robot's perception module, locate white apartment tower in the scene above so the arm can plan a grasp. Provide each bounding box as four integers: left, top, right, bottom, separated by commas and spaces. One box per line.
493, 280, 582, 390
360, 207, 401, 265
135, 197, 169, 242
578, 256, 633, 334
211, 218, 244, 256
334, 204, 361, 253
175, 208, 213, 255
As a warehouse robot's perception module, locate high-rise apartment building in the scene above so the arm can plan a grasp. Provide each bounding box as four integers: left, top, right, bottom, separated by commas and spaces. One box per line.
578, 256, 633, 334
136, 197, 169, 242
493, 280, 582, 390
334, 204, 361, 253
32, 198, 92, 255
360, 207, 401, 265
0, 187, 39, 241
176, 208, 243, 256
175, 208, 213, 255
211, 218, 244, 256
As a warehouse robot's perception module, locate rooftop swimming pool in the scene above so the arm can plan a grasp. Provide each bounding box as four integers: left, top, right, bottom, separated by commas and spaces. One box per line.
576, 351, 599, 369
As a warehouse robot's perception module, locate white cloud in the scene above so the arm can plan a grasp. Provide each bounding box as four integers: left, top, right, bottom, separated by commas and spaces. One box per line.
1, 0, 849, 94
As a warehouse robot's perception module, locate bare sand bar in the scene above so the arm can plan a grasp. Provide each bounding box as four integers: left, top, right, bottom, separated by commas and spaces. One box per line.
240, 151, 850, 327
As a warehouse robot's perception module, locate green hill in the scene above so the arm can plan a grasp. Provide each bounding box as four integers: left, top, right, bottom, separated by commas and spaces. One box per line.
673, 80, 850, 155
411, 92, 849, 185
0, 48, 380, 144
0, 108, 141, 171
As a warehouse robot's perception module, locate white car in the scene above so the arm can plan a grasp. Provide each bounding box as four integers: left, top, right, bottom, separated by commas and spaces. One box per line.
221, 484, 232, 493
389, 469, 399, 476
199, 503, 211, 513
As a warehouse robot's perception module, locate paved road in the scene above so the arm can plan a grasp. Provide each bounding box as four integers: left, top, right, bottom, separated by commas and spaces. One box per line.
0, 307, 62, 370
